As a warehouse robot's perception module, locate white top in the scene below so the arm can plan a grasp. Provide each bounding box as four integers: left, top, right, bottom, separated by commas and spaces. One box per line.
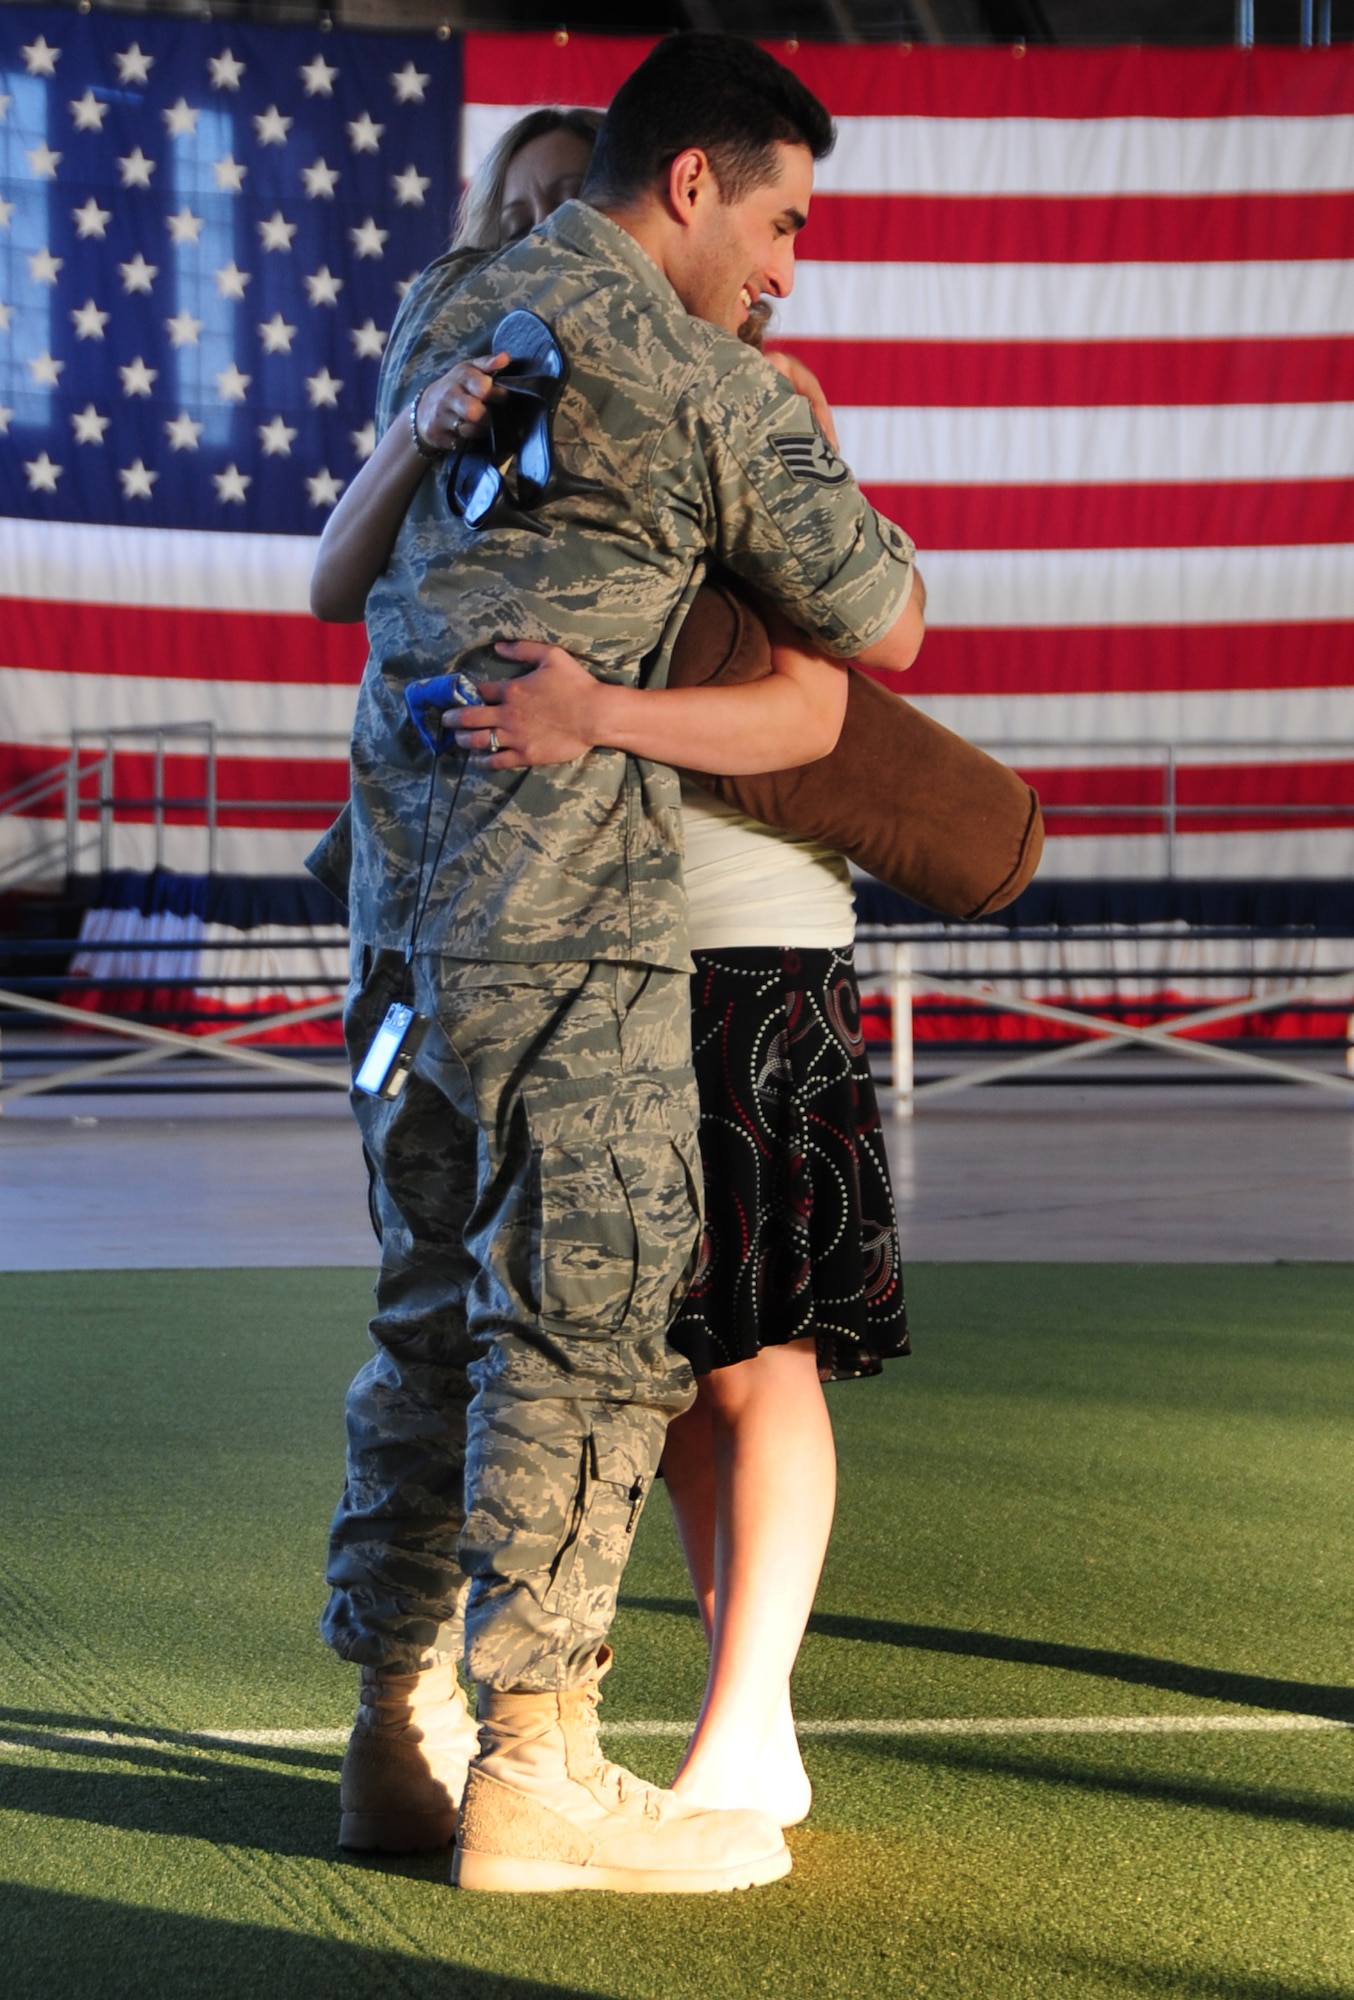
680, 778, 855, 952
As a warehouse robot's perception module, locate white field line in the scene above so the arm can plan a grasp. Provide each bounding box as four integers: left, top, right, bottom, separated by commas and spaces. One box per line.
1, 1714, 1349, 1757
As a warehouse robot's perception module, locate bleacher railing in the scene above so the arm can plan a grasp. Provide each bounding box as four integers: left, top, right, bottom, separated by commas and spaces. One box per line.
2, 728, 1353, 1105
0, 723, 350, 889
975, 737, 1354, 879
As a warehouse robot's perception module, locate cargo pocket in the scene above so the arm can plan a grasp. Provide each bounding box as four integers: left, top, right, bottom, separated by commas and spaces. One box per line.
534, 1133, 701, 1338
542, 1431, 650, 1622
608, 1132, 703, 1327
534, 1140, 640, 1336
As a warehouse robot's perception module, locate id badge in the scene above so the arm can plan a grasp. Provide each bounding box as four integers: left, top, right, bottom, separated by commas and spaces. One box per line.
354, 1002, 429, 1100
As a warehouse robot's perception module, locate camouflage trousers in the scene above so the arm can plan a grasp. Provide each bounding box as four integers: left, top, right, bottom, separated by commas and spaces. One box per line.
322, 948, 702, 1692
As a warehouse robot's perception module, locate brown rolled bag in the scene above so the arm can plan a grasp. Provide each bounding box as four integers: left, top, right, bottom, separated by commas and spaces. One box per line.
670, 581, 1043, 920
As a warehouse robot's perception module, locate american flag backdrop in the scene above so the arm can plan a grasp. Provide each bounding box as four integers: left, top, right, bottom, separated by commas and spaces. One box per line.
462, 33, 1354, 887
0, 3, 452, 882
4, 22, 1354, 1045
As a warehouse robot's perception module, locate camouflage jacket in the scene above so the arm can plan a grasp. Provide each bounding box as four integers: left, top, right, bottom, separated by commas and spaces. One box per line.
349, 199, 915, 970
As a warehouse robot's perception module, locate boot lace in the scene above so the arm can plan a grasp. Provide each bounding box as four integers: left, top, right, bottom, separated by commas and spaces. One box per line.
576, 1680, 664, 1821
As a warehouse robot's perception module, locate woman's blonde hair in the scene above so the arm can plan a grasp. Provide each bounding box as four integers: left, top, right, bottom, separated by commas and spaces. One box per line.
448, 100, 772, 351
451, 106, 605, 254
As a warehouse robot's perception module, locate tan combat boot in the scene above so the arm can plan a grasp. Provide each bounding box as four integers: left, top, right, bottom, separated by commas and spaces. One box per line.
338, 1660, 479, 1851
452, 1649, 791, 1893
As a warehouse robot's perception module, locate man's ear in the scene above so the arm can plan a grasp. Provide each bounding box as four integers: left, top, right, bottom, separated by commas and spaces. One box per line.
666, 146, 714, 224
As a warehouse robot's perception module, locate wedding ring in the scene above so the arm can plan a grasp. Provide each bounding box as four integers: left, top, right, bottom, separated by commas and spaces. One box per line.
488, 727, 500, 755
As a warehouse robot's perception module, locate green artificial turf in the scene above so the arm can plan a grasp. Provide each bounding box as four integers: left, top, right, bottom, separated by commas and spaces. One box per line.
1, 1264, 1352, 1999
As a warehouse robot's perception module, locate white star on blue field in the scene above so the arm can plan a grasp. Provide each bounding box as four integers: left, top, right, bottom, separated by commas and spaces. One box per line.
0, 6, 460, 534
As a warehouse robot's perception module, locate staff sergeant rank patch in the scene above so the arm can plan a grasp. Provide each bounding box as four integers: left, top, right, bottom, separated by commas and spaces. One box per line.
771, 432, 850, 485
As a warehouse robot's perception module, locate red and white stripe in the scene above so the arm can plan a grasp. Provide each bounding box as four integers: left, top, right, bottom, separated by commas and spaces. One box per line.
466, 36, 1354, 880
0, 520, 363, 878
5, 39, 1352, 886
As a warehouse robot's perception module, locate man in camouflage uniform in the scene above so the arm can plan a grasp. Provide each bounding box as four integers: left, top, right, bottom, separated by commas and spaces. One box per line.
324, 35, 921, 1893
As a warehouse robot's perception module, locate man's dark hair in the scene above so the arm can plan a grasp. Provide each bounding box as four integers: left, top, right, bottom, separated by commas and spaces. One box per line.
582, 35, 835, 210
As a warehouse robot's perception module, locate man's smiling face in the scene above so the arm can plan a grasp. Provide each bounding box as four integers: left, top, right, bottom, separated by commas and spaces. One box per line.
674, 140, 814, 336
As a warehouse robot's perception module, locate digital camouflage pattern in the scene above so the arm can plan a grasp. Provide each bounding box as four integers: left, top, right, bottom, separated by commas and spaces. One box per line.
328, 196, 914, 1694
349, 198, 916, 971
324, 947, 702, 1691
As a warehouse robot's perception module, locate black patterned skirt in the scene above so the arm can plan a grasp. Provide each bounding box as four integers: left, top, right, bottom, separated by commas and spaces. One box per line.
669, 946, 909, 1383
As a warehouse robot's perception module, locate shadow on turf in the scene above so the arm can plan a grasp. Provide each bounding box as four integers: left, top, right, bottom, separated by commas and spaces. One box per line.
0, 1705, 347, 1859
1027, 1938, 1352, 2000
856, 1733, 1354, 1834
622, 1599, 1354, 1721
0, 1706, 339, 1769
4, 1884, 612, 2000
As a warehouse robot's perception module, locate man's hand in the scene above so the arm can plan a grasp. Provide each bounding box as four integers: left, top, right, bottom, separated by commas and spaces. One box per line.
449, 641, 604, 767
415, 350, 510, 453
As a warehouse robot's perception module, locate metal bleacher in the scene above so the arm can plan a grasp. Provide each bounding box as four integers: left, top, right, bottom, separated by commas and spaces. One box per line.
2, 726, 1353, 1113
856, 876, 1354, 1117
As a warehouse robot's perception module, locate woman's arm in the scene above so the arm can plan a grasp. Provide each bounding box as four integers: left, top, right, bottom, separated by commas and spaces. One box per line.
764, 347, 927, 676
316, 347, 845, 625
309, 351, 508, 623
854, 566, 926, 675
451, 620, 849, 776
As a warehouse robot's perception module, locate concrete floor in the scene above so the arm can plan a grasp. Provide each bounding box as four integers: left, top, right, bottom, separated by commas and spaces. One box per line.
0, 1090, 370, 1271
882, 1082, 1354, 1264
1, 1074, 1351, 1269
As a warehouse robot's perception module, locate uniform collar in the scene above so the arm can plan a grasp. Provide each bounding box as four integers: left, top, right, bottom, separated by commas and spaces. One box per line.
543, 199, 689, 320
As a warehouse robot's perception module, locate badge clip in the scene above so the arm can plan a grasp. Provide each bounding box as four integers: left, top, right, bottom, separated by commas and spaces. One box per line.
354, 1001, 429, 1100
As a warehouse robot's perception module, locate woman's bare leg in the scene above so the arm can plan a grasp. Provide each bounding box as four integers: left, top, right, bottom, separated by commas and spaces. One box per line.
660, 1392, 718, 1638
659, 1336, 836, 1823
